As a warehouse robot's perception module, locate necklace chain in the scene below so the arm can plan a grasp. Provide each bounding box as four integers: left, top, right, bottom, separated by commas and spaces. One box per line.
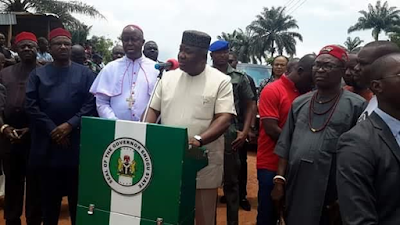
308, 89, 343, 133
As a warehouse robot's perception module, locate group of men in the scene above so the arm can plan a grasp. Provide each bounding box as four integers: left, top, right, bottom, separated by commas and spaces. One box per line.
0, 23, 399, 225
256, 41, 400, 225
0, 24, 249, 225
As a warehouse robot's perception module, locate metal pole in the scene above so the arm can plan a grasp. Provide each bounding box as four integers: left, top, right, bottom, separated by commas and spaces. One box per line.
141, 69, 164, 122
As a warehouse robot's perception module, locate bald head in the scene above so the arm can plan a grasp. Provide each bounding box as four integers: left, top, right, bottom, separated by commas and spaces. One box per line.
370, 53, 400, 81
287, 58, 300, 74
360, 41, 400, 63
112, 45, 124, 60
71, 45, 85, 65
298, 54, 316, 72
356, 41, 400, 85
369, 53, 400, 110
291, 54, 316, 94
143, 41, 158, 61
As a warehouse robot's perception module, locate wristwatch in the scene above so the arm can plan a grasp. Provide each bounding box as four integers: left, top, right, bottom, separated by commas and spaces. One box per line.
193, 135, 203, 147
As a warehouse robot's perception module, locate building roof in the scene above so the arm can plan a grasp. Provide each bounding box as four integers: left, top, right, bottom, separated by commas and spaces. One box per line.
0, 12, 59, 25
0, 13, 16, 25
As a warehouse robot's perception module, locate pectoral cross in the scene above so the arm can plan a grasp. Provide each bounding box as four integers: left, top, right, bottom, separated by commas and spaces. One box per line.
126, 95, 135, 109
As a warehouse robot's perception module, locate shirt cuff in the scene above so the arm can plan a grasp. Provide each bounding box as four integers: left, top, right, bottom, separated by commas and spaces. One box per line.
68, 116, 81, 129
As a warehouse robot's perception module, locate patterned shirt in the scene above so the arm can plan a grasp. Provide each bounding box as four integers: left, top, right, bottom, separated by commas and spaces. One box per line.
37, 52, 53, 62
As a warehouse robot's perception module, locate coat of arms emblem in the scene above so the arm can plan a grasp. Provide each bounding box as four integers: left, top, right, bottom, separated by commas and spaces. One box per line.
102, 138, 153, 195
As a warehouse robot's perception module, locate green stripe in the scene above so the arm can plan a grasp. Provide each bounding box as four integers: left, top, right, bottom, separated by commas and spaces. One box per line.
141, 124, 188, 224
133, 151, 144, 185
109, 148, 120, 182
77, 117, 115, 225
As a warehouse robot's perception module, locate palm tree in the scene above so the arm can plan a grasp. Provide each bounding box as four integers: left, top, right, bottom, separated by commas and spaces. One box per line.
69, 22, 92, 45
348, 1, 400, 41
0, 0, 105, 27
344, 37, 364, 52
218, 28, 259, 63
248, 6, 303, 58
218, 30, 238, 45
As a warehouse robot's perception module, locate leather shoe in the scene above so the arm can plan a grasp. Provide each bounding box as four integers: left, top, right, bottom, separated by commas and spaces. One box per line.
240, 198, 251, 211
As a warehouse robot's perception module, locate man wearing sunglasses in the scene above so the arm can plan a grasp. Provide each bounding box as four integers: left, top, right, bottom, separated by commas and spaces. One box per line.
337, 52, 400, 225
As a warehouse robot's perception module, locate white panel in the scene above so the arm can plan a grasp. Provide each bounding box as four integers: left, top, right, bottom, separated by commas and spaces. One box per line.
110, 120, 147, 220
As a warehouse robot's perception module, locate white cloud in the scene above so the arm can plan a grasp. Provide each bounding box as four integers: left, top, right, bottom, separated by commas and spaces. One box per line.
75, 0, 400, 61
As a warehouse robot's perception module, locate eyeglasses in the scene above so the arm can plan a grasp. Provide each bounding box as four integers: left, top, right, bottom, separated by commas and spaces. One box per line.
377, 73, 400, 80
313, 63, 344, 72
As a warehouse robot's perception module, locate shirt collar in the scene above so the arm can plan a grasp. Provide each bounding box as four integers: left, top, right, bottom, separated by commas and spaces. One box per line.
124, 55, 144, 64
375, 107, 400, 138
280, 74, 298, 93
226, 64, 235, 74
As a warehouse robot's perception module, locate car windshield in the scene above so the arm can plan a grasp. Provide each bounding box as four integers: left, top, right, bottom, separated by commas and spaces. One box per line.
236, 64, 271, 88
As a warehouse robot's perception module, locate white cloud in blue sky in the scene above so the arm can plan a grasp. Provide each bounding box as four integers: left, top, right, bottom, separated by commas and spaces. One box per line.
75, 0, 399, 62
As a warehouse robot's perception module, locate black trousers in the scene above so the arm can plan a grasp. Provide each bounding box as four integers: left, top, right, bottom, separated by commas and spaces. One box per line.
2, 144, 42, 225
223, 131, 241, 225
238, 143, 248, 200
41, 167, 79, 225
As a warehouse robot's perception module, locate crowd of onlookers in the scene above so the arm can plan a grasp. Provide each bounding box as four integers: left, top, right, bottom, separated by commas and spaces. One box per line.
0, 25, 400, 225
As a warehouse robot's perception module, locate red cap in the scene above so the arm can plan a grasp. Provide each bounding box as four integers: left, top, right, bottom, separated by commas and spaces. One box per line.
48, 28, 71, 41
15, 32, 37, 44
318, 45, 348, 63
123, 24, 143, 33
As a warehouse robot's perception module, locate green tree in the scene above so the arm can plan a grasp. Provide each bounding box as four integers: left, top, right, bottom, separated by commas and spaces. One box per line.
69, 22, 92, 45
89, 35, 113, 63
218, 28, 259, 63
348, 1, 400, 41
0, 0, 105, 27
344, 37, 364, 52
248, 6, 303, 58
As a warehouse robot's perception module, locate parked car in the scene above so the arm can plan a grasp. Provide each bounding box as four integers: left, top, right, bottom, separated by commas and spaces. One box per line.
237, 63, 272, 94
236, 63, 272, 149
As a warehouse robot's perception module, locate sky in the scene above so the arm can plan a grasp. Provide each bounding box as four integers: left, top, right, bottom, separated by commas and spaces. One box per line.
75, 0, 399, 62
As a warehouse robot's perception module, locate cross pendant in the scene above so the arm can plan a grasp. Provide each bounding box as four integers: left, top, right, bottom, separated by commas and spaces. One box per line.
126, 96, 135, 109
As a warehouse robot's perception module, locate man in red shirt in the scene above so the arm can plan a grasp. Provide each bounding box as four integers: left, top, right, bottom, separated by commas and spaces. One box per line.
257, 54, 316, 224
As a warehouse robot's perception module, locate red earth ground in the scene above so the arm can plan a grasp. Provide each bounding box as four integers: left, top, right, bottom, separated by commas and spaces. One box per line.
0, 151, 258, 225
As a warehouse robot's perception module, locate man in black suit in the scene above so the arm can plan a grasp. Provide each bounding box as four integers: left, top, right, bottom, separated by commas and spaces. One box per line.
337, 52, 400, 225
0, 83, 5, 111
